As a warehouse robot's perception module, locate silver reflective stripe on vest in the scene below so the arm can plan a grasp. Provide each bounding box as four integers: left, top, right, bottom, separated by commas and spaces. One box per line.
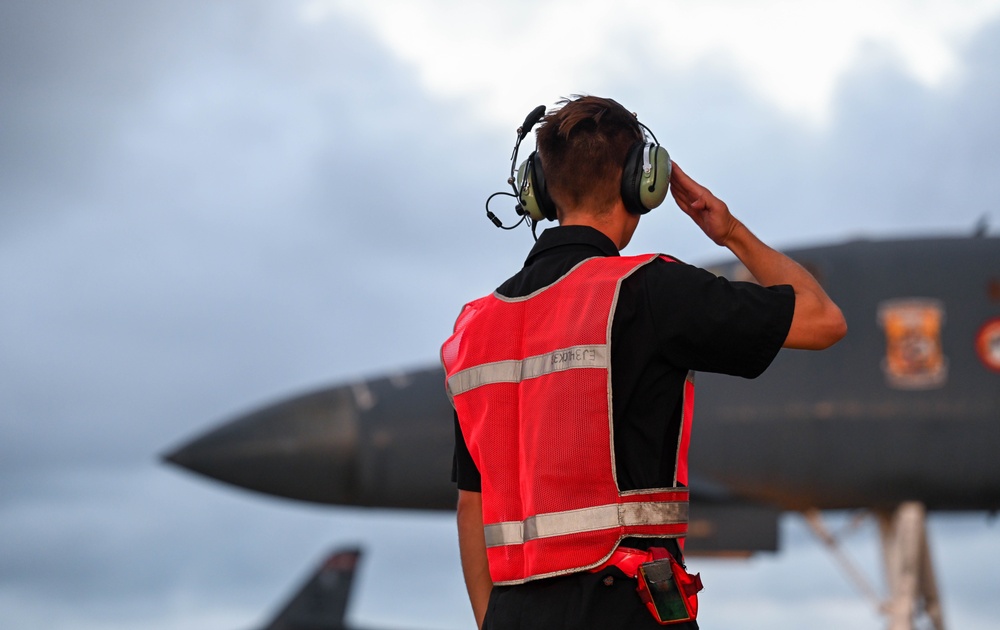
483, 500, 689, 548
448, 344, 609, 397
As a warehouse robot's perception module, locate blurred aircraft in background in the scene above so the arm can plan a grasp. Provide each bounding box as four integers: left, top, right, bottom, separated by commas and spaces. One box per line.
256, 548, 359, 630
256, 547, 415, 630
166, 234, 1000, 630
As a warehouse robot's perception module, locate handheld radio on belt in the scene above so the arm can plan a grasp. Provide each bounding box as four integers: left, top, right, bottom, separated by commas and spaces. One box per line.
592, 546, 703, 625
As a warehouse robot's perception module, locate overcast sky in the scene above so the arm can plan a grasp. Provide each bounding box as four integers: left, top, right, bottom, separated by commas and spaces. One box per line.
2, 1, 999, 628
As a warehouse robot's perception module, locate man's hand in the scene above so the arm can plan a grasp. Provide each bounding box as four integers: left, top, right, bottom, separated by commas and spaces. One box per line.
669, 160, 847, 350
669, 161, 741, 246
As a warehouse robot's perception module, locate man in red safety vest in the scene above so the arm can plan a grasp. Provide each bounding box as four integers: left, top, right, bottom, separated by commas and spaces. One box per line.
443, 96, 846, 629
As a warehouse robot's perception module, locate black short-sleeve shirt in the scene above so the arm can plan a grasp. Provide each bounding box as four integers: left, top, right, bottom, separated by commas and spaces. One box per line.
452, 225, 794, 492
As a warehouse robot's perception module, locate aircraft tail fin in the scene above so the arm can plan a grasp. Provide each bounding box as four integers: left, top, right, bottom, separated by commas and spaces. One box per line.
261, 547, 361, 630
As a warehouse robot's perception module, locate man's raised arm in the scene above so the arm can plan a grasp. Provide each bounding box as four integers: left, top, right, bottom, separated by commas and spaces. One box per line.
669, 161, 847, 350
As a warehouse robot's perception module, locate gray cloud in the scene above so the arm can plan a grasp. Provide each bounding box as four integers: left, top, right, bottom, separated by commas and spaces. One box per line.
618, 19, 1000, 261
0, 0, 508, 471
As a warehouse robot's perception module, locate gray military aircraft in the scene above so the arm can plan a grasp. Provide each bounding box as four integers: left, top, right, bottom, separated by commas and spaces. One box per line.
165, 234, 1000, 630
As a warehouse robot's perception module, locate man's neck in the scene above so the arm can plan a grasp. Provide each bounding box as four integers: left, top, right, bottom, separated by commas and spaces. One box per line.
559, 207, 636, 251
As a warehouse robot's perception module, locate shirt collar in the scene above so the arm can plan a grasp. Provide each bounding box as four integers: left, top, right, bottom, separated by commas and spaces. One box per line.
523, 225, 620, 266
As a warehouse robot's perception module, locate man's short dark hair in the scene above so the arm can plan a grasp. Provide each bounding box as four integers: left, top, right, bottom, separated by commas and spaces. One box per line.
535, 95, 644, 218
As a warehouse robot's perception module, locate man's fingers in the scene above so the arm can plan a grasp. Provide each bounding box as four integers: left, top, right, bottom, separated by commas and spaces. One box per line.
669, 161, 699, 192
669, 160, 688, 182
669, 161, 707, 206
670, 180, 705, 210
669, 171, 695, 206
671, 191, 696, 216
670, 161, 720, 226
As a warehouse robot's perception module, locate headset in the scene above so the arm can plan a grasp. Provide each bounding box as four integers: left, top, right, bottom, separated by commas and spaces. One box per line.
486, 103, 671, 236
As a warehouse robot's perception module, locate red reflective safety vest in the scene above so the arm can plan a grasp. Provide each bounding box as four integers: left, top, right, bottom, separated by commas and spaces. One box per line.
442, 254, 694, 585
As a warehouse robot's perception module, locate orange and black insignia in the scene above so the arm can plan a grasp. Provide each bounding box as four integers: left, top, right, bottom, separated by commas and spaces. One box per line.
877, 299, 948, 390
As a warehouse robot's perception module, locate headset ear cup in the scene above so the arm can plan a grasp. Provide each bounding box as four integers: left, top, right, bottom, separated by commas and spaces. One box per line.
517, 152, 558, 222
516, 158, 542, 221
621, 142, 646, 215
622, 142, 671, 215
532, 156, 558, 221
640, 145, 671, 212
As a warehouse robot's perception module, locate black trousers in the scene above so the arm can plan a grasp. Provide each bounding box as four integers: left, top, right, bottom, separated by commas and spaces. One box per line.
483, 566, 700, 630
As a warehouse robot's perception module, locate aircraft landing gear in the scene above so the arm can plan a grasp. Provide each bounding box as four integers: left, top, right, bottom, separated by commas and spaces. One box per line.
877, 502, 945, 630
804, 502, 945, 630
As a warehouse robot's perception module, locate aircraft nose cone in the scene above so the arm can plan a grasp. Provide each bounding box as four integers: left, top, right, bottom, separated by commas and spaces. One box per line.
163, 386, 361, 505
163, 367, 457, 509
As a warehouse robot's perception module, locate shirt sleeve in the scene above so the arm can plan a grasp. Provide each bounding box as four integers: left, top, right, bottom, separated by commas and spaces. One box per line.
452, 411, 482, 491
644, 258, 795, 378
